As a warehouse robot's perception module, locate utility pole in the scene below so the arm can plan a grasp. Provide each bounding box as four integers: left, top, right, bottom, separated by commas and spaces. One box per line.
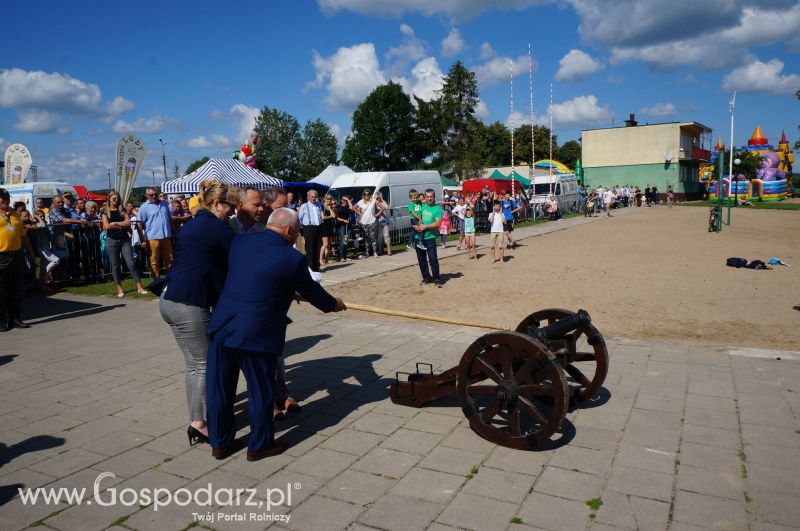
158, 138, 167, 182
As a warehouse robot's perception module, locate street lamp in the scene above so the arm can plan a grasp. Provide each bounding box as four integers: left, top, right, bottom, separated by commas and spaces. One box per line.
158, 138, 168, 183
726, 157, 741, 225
107, 168, 112, 192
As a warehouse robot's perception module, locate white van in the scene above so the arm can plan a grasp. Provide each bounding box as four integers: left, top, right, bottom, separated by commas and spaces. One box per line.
328, 170, 443, 233
530, 173, 580, 214
4, 182, 78, 211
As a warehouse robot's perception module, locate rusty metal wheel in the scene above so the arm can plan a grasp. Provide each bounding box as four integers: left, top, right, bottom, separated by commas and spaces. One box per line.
516, 308, 609, 405
456, 331, 568, 449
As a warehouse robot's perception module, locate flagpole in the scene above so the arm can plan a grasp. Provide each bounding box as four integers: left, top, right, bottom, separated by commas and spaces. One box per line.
727, 91, 736, 225
510, 58, 515, 197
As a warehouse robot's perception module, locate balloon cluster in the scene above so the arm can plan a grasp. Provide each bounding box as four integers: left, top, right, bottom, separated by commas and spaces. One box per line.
233, 134, 258, 168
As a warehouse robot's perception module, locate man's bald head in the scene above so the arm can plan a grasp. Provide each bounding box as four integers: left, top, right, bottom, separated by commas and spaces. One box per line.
266, 207, 301, 244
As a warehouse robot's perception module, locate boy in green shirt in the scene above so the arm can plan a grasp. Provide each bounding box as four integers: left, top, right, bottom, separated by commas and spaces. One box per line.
407, 189, 425, 250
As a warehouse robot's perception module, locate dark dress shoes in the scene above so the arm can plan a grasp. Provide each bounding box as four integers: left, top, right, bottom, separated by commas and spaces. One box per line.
246, 442, 290, 462
211, 445, 235, 460
11, 316, 30, 329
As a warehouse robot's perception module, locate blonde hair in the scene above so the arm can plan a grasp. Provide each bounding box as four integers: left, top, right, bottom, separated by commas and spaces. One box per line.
196, 179, 239, 210
103, 191, 124, 216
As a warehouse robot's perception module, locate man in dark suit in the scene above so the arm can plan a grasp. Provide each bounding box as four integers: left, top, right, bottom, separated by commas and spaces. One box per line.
206, 208, 346, 461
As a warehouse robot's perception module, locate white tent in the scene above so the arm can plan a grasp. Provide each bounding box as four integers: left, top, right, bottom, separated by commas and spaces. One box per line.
308, 164, 353, 187
161, 159, 282, 194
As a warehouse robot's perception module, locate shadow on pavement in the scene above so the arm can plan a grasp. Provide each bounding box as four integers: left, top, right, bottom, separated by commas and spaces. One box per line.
22, 296, 124, 324
0, 355, 17, 367
0, 435, 66, 507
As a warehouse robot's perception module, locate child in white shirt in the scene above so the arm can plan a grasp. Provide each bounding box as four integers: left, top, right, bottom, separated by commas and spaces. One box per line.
488, 203, 505, 263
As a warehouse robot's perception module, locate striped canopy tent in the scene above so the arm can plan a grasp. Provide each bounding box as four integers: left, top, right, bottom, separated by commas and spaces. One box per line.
308, 164, 354, 187
161, 159, 282, 194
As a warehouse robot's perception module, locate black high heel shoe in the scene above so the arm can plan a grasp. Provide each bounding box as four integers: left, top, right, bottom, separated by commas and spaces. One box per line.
187, 426, 209, 446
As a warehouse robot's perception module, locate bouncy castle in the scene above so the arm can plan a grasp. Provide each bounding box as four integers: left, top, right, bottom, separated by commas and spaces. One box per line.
707, 126, 794, 201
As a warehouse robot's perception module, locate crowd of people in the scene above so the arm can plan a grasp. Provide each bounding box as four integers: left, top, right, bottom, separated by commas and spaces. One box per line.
580, 184, 675, 217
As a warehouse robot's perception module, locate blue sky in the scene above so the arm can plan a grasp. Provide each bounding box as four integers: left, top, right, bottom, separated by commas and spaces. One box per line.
2, 0, 799, 187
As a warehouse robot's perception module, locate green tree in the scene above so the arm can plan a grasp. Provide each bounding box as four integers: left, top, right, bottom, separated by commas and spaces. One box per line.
481, 121, 512, 167
435, 61, 481, 179
253, 105, 302, 180
298, 119, 338, 180
556, 140, 582, 170
342, 82, 423, 171
513, 125, 556, 165
185, 156, 209, 175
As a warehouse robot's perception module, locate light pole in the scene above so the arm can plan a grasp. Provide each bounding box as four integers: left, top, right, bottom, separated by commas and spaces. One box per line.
107, 169, 112, 192
728, 91, 736, 209
152, 169, 156, 187
158, 138, 168, 183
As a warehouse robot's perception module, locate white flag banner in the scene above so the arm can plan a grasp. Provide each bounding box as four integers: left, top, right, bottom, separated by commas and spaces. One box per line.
115, 135, 147, 204
4, 144, 33, 184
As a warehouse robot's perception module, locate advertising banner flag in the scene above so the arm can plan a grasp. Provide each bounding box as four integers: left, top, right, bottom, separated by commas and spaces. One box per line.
4, 144, 33, 184
115, 135, 147, 203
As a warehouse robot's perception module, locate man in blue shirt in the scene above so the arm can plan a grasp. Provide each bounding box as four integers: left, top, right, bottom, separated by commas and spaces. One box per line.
137, 187, 173, 278
500, 191, 521, 249
298, 190, 323, 272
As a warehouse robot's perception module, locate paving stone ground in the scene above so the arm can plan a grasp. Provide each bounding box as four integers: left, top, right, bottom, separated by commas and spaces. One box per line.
2, 227, 800, 530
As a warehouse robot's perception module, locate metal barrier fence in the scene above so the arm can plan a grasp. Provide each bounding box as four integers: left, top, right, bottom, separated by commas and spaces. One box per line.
26, 224, 151, 286
26, 202, 543, 285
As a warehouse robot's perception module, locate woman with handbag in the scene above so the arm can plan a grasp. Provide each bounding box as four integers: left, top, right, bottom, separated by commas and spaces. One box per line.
158, 179, 237, 447
102, 192, 148, 299
0, 188, 36, 331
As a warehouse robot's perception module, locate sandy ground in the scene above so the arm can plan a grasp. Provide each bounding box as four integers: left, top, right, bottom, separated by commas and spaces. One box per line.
327, 205, 800, 350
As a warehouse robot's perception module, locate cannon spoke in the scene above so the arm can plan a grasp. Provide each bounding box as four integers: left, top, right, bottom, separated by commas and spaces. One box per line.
468, 384, 497, 396
518, 383, 555, 396
475, 357, 504, 384
508, 408, 521, 436
501, 348, 515, 380
572, 352, 597, 362
481, 401, 501, 423
517, 396, 547, 426
565, 364, 592, 388
513, 357, 536, 384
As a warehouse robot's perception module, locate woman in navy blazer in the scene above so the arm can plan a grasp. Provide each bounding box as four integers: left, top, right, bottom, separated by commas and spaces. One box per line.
159, 179, 238, 447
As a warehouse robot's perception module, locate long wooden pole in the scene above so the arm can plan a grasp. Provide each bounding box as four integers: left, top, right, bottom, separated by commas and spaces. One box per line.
345, 302, 509, 331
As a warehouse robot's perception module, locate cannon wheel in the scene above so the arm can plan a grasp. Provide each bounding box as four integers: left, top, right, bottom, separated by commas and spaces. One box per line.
515, 308, 609, 405
456, 331, 568, 449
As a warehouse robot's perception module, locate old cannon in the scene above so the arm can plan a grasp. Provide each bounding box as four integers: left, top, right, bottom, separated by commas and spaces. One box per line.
388, 308, 609, 450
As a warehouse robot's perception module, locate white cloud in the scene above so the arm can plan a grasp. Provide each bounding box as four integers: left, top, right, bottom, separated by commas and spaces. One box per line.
479, 41, 494, 60
475, 99, 490, 121
722, 58, 800, 95
318, 0, 548, 22
112, 116, 171, 134
0, 137, 8, 152
554, 49, 603, 82
104, 96, 135, 116
397, 57, 445, 101
599, 3, 800, 69
309, 43, 387, 110
505, 110, 528, 129
541, 95, 614, 129
0, 68, 101, 114
441, 27, 466, 57
185, 134, 233, 149
606, 74, 624, 84
473, 55, 532, 87
639, 102, 677, 117
385, 24, 428, 76
14, 109, 70, 134
230, 103, 260, 139
209, 109, 227, 121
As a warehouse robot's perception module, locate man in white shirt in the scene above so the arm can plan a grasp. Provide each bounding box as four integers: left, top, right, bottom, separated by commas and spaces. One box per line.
298, 190, 323, 272
230, 187, 265, 234
602, 188, 614, 217
353, 188, 377, 257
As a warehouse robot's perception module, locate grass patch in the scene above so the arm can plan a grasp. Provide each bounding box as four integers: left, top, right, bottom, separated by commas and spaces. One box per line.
466, 465, 479, 480
681, 200, 800, 210
62, 278, 155, 299
163, 457, 173, 462
109, 515, 130, 527
586, 496, 604, 519
510, 516, 523, 524
795, 428, 800, 435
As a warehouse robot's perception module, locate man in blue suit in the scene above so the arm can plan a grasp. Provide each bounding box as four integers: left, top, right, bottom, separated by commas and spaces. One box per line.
206, 208, 346, 461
